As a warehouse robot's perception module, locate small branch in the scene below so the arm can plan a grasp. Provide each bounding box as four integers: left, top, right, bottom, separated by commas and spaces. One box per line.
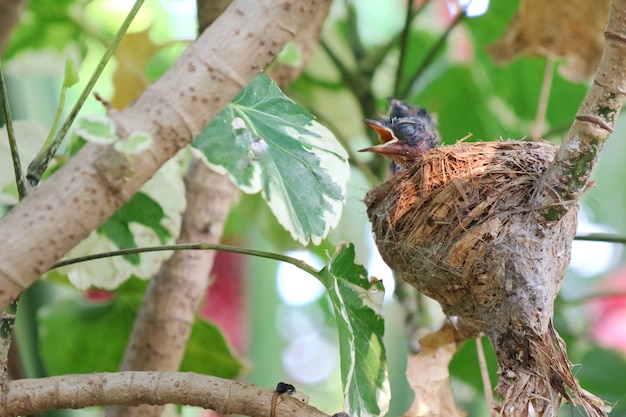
53, 243, 320, 279
475, 337, 495, 416
2, 371, 330, 417
532, 57, 555, 141
574, 233, 626, 244
535, 0, 626, 218
344, 0, 366, 63
398, 8, 467, 99
0, 63, 26, 199
393, 0, 415, 97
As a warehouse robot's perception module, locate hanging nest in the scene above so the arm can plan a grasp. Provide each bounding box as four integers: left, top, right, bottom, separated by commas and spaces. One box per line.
365, 140, 609, 416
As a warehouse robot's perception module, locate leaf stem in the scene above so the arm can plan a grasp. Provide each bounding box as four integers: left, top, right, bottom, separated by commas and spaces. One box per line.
0, 62, 27, 199
26, 0, 146, 186
53, 242, 321, 279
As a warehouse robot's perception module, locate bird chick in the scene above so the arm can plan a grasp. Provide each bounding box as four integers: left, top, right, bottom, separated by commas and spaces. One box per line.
360, 99, 439, 171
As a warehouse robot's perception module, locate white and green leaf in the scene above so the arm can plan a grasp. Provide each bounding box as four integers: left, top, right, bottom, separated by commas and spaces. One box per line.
320, 244, 390, 417
73, 114, 117, 145
192, 73, 349, 245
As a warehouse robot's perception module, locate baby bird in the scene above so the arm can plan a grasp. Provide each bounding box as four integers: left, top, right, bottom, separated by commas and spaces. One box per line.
361, 99, 439, 172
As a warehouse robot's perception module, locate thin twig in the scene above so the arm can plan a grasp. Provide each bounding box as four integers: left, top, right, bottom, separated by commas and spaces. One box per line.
0, 63, 26, 199
574, 233, 626, 244
393, 0, 415, 97
398, 8, 467, 99
53, 242, 321, 278
476, 337, 495, 416
343, 0, 366, 63
532, 57, 555, 141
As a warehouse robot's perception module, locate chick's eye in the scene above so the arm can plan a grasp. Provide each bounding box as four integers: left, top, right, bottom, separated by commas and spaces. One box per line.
395, 122, 422, 141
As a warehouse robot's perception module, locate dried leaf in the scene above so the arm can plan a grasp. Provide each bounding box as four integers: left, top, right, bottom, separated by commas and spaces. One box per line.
404, 325, 465, 417
488, 0, 609, 81
111, 28, 167, 108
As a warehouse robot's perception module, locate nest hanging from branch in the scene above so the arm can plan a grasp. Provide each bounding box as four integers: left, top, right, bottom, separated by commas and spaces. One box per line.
365, 140, 609, 416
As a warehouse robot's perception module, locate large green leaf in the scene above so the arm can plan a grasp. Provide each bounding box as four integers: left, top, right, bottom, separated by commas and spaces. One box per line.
319, 244, 390, 417
192, 73, 349, 245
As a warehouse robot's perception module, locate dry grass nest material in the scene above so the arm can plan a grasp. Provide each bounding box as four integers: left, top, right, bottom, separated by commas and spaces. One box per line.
365, 139, 609, 416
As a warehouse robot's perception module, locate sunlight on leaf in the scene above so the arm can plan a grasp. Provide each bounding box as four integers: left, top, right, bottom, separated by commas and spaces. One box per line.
192, 73, 349, 246
73, 114, 117, 145
319, 243, 390, 417
114, 132, 152, 154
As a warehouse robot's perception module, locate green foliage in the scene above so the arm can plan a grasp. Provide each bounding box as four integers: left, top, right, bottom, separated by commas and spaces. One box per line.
3, 0, 86, 60
39, 280, 243, 378
193, 73, 349, 246
319, 244, 389, 417
98, 191, 170, 265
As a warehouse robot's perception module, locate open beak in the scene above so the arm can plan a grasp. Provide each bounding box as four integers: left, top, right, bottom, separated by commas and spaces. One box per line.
363, 119, 395, 143
359, 138, 410, 157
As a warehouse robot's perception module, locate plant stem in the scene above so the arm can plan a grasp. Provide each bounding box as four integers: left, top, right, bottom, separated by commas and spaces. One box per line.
398, 8, 467, 99
393, 0, 415, 98
0, 63, 26, 199
54, 242, 321, 279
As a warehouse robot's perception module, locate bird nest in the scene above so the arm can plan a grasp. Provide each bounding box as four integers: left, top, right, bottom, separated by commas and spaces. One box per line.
365, 140, 608, 416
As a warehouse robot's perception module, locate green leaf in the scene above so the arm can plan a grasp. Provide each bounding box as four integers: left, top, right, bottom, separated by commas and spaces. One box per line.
192, 73, 349, 245
73, 114, 117, 145
319, 244, 390, 417
63, 56, 79, 88
40, 282, 244, 378
39, 296, 134, 374
98, 192, 170, 265
114, 132, 152, 154
62, 159, 185, 290
181, 318, 244, 378
277, 42, 304, 67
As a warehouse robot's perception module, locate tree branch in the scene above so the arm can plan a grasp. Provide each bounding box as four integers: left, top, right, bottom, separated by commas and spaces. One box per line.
0, 0, 329, 312
1, 372, 331, 417
535, 0, 626, 218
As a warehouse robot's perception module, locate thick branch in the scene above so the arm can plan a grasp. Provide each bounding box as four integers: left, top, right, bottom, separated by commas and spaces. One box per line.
0, 0, 329, 312
535, 0, 626, 218
1, 372, 330, 417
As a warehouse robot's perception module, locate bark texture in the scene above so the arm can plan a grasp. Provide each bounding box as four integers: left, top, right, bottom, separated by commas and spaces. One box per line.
1, 372, 329, 417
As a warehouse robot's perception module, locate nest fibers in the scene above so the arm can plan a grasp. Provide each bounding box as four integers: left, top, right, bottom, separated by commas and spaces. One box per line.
365, 140, 609, 417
